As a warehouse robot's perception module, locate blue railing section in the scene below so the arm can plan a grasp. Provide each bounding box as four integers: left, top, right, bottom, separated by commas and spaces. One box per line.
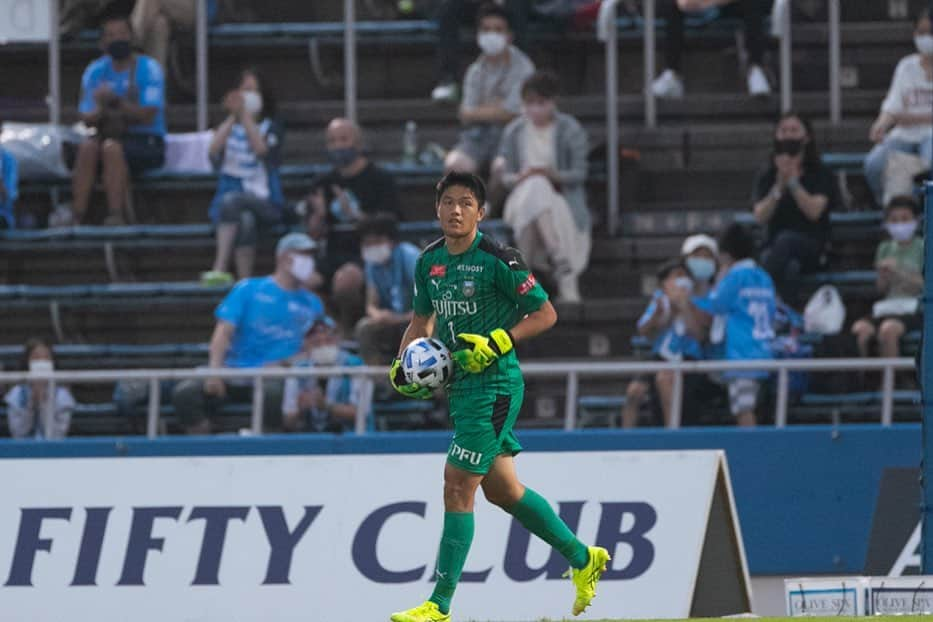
0, 424, 919, 575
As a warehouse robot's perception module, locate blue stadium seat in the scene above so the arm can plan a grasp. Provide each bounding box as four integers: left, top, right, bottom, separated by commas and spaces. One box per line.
821, 152, 867, 173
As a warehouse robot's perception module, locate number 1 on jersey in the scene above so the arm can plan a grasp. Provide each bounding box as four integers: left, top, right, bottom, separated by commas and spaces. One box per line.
448, 321, 456, 343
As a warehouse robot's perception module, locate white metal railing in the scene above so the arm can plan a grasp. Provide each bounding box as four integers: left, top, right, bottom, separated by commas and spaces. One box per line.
0, 357, 915, 440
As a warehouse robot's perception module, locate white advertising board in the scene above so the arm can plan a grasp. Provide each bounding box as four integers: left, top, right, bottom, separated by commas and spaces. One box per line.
0, 0, 49, 43
785, 577, 869, 617
869, 576, 933, 615
0, 450, 749, 621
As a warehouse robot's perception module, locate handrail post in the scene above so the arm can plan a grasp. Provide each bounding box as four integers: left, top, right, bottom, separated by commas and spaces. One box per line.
196, 0, 208, 132
250, 376, 264, 435
775, 367, 789, 428
779, 0, 792, 113
881, 364, 895, 427
643, 0, 657, 128
606, 1, 620, 235
668, 368, 683, 429
355, 375, 373, 435
44, 377, 56, 439
344, 0, 358, 123
146, 377, 160, 439
828, 0, 841, 124
563, 372, 579, 430
48, 0, 60, 125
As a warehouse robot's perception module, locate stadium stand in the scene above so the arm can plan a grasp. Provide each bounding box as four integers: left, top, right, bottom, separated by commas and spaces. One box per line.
0, 1, 925, 434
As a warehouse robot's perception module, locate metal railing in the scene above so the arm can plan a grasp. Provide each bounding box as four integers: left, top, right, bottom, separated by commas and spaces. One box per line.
0, 357, 915, 440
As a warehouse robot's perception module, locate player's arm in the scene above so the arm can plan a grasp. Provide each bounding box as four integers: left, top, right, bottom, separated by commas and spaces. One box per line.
510, 300, 557, 344
396, 312, 433, 356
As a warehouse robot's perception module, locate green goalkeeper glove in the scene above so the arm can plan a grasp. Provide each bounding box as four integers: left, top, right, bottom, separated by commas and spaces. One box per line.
389, 357, 433, 399
452, 329, 514, 374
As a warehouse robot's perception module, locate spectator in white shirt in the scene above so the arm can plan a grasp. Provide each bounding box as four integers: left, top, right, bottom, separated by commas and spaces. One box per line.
3, 339, 76, 440
864, 8, 933, 207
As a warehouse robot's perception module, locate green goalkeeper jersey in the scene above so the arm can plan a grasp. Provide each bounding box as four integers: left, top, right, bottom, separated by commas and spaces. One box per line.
412, 231, 549, 396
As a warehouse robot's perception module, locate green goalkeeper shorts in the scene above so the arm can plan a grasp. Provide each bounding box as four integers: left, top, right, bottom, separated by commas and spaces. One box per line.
446, 387, 524, 475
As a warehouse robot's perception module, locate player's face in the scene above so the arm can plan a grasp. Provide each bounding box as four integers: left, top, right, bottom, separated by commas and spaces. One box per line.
437, 185, 485, 239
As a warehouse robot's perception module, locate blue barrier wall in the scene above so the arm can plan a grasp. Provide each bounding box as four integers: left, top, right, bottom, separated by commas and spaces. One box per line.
0, 424, 919, 575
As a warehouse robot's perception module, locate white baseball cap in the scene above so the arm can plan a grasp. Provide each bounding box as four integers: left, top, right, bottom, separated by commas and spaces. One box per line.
275, 232, 317, 256
681, 234, 718, 257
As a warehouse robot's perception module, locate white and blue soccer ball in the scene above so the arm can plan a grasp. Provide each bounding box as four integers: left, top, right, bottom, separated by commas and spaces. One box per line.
402, 337, 454, 389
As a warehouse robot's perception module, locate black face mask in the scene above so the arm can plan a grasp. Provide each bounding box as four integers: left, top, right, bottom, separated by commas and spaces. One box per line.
327, 147, 359, 168
107, 40, 132, 61
774, 138, 804, 156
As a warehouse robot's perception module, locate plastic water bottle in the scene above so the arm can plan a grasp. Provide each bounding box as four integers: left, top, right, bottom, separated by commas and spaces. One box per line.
402, 121, 418, 165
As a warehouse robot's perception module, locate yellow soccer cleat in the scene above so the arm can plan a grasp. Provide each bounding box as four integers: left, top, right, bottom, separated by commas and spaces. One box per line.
389, 600, 451, 622
565, 545, 611, 616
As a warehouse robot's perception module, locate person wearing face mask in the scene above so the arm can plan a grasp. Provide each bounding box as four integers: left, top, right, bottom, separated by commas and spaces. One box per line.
621, 261, 722, 428
172, 233, 325, 435
353, 213, 422, 365
444, 3, 535, 174
71, 9, 166, 225
304, 118, 401, 336
201, 68, 286, 286
281, 317, 371, 433
681, 234, 719, 296
850, 195, 924, 372
492, 71, 588, 302
4, 339, 76, 439
752, 112, 839, 305
864, 8, 933, 208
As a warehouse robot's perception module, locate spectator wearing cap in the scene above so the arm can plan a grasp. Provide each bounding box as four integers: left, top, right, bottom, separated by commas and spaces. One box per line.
851, 195, 924, 370
354, 213, 422, 365
622, 261, 712, 428
0, 128, 18, 229
172, 233, 325, 434
282, 317, 372, 433
681, 233, 718, 297
752, 112, 839, 304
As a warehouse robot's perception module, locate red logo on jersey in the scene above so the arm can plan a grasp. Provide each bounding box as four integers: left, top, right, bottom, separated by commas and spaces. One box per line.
517, 274, 537, 295
430, 265, 446, 277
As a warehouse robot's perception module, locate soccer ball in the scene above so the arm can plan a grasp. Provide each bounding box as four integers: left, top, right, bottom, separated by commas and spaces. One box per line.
402, 337, 454, 389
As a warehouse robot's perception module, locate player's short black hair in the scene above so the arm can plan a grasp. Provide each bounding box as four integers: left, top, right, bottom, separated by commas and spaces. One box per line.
521, 70, 560, 100
435, 171, 487, 209
718, 223, 757, 262
357, 212, 399, 241
656, 260, 685, 282
885, 194, 920, 217
477, 2, 512, 29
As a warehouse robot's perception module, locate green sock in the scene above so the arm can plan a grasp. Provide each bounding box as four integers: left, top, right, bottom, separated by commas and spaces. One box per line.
429, 511, 474, 614
508, 487, 589, 569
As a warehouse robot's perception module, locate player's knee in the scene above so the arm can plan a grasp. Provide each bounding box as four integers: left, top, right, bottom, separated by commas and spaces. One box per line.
625, 380, 647, 400
483, 483, 523, 509
332, 262, 364, 296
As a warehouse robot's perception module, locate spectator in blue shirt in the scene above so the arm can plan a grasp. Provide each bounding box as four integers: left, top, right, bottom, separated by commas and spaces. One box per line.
690, 223, 776, 427
282, 317, 372, 433
354, 213, 421, 365
72, 9, 166, 225
0, 133, 19, 229
172, 233, 325, 434
202, 68, 286, 285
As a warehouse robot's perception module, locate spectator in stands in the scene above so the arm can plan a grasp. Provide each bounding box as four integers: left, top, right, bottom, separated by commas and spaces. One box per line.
0, 127, 18, 229
282, 316, 370, 433
72, 9, 166, 226
444, 2, 535, 174
651, 0, 772, 100
3, 339, 76, 439
851, 195, 924, 366
689, 223, 776, 427
621, 261, 706, 428
681, 233, 718, 297
305, 118, 401, 336
354, 213, 421, 365
431, 0, 530, 103
494, 70, 589, 303
752, 112, 838, 304
201, 68, 285, 285
864, 8, 933, 208
172, 233, 325, 434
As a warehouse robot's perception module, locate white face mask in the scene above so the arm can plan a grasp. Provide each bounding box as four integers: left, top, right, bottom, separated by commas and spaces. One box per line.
310, 344, 339, 366
673, 276, 694, 293
477, 31, 507, 56
29, 359, 53, 373
289, 254, 315, 282
362, 243, 392, 266
242, 90, 263, 117
915, 34, 933, 56
885, 220, 918, 242
686, 257, 716, 281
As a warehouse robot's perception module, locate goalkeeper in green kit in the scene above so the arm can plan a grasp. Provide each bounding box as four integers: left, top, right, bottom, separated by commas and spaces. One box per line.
388, 172, 610, 622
